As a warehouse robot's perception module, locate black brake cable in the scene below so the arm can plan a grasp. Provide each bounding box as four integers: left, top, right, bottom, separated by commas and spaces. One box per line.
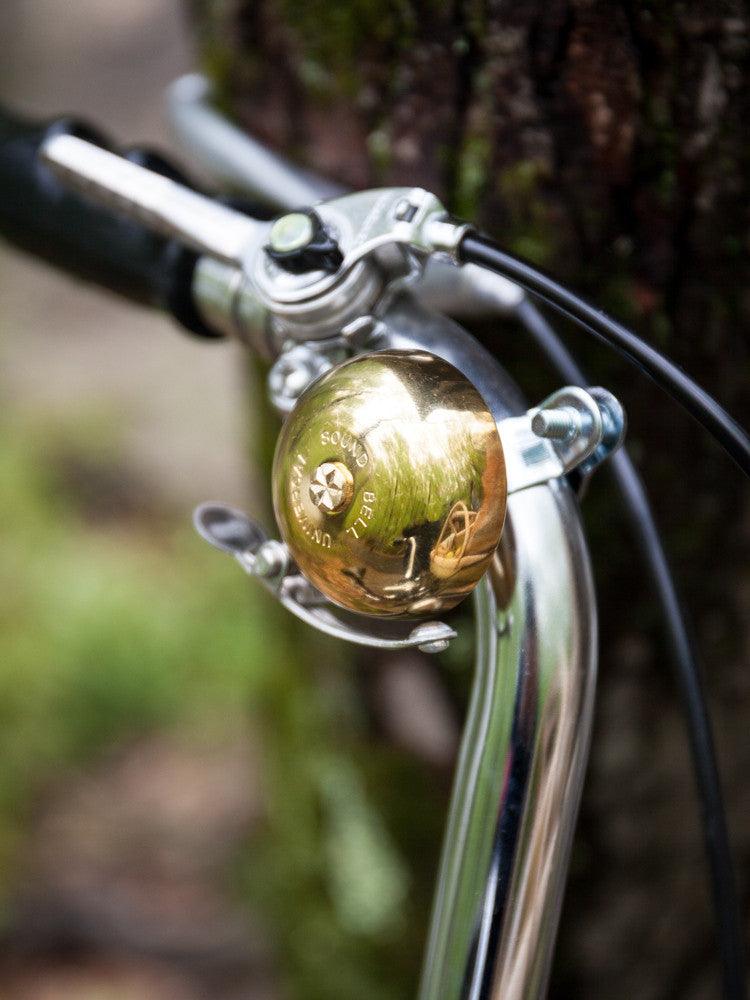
515, 297, 746, 1000
460, 234, 750, 478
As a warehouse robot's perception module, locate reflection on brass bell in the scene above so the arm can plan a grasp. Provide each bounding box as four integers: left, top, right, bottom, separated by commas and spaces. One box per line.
272, 350, 507, 617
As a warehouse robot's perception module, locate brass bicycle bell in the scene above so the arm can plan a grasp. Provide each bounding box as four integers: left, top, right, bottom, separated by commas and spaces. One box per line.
272, 350, 507, 617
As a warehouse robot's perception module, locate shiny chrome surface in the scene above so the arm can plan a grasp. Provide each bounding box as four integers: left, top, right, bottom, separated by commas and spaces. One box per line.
361, 309, 597, 1000
418, 484, 596, 1000
273, 351, 507, 617
41, 134, 265, 265
252, 187, 447, 308
500, 386, 614, 495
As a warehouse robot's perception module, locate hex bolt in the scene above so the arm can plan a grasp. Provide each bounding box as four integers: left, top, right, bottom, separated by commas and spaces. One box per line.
531, 406, 582, 441
281, 365, 311, 398
268, 212, 314, 254
394, 198, 417, 222
268, 346, 332, 414
418, 638, 450, 654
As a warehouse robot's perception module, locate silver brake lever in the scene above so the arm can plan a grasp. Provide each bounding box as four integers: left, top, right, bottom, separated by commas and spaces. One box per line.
41, 134, 267, 266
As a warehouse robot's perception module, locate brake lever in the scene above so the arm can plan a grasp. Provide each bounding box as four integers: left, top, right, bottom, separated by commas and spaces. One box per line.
41, 133, 265, 265
167, 73, 345, 206
41, 131, 462, 349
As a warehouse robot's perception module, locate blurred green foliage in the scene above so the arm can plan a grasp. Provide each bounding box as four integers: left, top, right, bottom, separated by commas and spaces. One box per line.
0, 410, 289, 878
0, 407, 450, 999
244, 653, 449, 1000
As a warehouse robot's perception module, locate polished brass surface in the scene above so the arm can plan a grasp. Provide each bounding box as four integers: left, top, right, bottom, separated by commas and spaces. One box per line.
273, 350, 507, 617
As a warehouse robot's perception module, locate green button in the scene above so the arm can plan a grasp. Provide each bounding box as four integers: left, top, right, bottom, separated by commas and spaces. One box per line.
269, 212, 314, 253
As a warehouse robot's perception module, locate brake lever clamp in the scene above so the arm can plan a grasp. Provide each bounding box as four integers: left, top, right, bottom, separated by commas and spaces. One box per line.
172, 184, 465, 352
233, 188, 461, 347
39, 135, 469, 350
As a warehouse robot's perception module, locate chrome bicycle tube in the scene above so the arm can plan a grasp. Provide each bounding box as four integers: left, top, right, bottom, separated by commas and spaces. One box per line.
418, 483, 596, 1000
374, 307, 598, 1000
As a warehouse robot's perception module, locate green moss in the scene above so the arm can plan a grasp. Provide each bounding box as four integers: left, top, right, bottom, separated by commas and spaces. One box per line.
497, 160, 557, 266
277, 0, 414, 93
453, 133, 491, 219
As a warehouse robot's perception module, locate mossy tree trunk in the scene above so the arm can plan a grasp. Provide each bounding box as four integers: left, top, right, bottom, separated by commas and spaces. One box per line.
190, 3, 750, 998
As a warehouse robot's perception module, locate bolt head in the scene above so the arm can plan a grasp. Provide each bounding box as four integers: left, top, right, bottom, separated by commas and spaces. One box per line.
283, 366, 312, 397
410, 622, 451, 654
394, 198, 417, 222
308, 461, 354, 515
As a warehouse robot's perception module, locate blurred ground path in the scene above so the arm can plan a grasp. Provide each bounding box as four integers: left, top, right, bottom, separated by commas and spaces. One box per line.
0, 0, 255, 508
0, 733, 275, 1000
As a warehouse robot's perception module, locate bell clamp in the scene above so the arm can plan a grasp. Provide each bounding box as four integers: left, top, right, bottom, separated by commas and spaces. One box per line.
500, 386, 625, 494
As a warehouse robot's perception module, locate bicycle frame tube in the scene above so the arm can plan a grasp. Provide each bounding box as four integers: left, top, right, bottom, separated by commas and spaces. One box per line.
373, 303, 598, 999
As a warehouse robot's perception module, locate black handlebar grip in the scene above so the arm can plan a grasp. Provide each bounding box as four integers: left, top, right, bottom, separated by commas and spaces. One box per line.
0, 107, 219, 337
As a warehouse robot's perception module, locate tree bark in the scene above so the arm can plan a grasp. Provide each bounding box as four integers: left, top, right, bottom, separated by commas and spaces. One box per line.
190, 3, 750, 998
